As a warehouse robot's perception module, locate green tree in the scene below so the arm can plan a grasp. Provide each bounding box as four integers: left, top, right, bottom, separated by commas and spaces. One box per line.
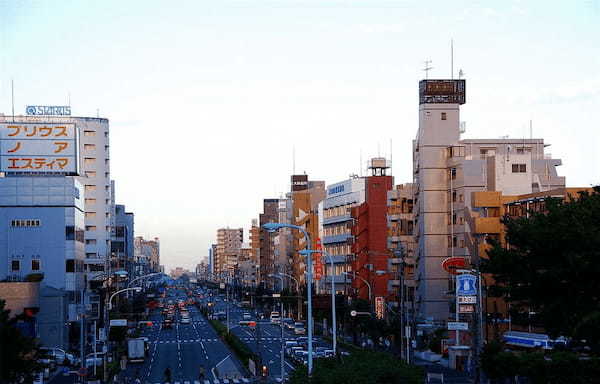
288, 350, 423, 384
482, 187, 600, 352
0, 299, 45, 383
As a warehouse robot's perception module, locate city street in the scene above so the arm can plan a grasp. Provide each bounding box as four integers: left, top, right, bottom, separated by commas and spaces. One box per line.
119, 289, 252, 384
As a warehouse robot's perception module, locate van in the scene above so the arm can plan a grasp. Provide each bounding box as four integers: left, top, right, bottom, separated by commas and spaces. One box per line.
294, 322, 306, 335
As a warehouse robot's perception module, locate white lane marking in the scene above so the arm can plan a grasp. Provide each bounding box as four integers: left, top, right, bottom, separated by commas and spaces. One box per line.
285, 361, 295, 370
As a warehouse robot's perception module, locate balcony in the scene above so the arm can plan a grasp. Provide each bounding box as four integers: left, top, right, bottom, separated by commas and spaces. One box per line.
323, 233, 353, 245
323, 275, 351, 284
323, 214, 352, 226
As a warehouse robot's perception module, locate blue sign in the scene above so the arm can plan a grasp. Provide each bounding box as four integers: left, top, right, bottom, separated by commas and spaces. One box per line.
457, 274, 477, 296
328, 184, 345, 195
26, 106, 71, 116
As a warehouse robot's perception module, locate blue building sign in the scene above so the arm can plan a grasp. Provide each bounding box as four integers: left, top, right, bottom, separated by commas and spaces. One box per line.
457, 274, 477, 296
328, 184, 345, 195
26, 106, 71, 116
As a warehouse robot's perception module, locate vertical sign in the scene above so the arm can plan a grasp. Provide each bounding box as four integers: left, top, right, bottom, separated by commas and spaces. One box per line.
314, 238, 323, 280
375, 297, 385, 319
0, 123, 78, 175
457, 273, 477, 314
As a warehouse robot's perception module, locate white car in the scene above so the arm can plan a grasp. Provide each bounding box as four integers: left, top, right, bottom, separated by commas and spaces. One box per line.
39, 347, 76, 366
180, 317, 191, 324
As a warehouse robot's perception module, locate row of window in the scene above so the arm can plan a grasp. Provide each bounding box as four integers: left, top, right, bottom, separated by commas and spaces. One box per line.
83, 130, 109, 138
66, 226, 85, 242
10, 219, 41, 227
325, 243, 352, 256
323, 223, 350, 237
10, 259, 40, 272
512, 163, 527, 173
84, 198, 111, 205
323, 204, 353, 219
84, 171, 110, 178
448, 236, 465, 248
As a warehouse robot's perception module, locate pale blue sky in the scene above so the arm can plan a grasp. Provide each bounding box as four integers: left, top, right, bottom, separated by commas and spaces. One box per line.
1, 0, 599, 270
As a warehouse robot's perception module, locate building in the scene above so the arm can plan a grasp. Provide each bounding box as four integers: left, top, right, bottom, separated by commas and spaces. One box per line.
111, 204, 134, 277
215, 228, 243, 275
290, 174, 326, 286
413, 79, 566, 324
320, 176, 366, 294
259, 199, 279, 288
350, 158, 395, 318
134, 236, 160, 275
0, 177, 86, 321
467, 187, 592, 341
208, 244, 216, 275
273, 197, 293, 287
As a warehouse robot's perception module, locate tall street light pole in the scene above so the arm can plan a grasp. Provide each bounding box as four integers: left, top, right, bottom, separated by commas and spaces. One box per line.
268, 274, 285, 383
262, 222, 314, 376
300, 249, 337, 355
342, 271, 372, 309
278, 272, 301, 320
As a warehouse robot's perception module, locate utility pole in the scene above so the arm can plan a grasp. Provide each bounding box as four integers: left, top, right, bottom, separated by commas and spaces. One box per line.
79, 289, 85, 384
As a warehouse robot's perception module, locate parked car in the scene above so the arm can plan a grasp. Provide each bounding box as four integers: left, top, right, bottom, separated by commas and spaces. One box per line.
39, 347, 76, 366
270, 311, 281, 323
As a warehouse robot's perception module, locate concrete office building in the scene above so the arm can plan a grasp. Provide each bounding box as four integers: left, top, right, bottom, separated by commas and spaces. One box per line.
0, 115, 114, 285
215, 228, 243, 275
208, 244, 216, 275
259, 199, 279, 288
112, 204, 134, 276
413, 79, 565, 323
321, 176, 366, 294
0, 177, 86, 324
134, 236, 160, 275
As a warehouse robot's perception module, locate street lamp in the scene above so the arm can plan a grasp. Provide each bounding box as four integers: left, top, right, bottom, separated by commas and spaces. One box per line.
108, 287, 142, 310
278, 272, 301, 320
268, 274, 286, 383
342, 271, 372, 302
299, 249, 337, 356
262, 222, 315, 376
127, 272, 162, 298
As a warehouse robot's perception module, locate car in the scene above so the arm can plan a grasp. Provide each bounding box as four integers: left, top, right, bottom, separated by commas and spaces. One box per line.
162, 319, 173, 328
294, 322, 306, 335
282, 318, 295, 330
242, 313, 252, 320
39, 347, 76, 366
270, 311, 281, 323
180, 317, 190, 324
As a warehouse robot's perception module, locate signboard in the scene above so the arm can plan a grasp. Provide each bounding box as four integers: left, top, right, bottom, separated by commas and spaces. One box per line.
26, 105, 72, 116
375, 297, 385, 319
0, 123, 78, 175
419, 79, 466, 105
456, 274, 477, 296
447, 322, 469, 331
458, 295, 477, 304
109, 319, 127, 327
459, 304, 475, 314
314, 238, 323, 280
272, 293, 281, 298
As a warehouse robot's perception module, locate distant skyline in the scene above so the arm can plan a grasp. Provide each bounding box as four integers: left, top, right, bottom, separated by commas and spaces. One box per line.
2, 1, 599, 271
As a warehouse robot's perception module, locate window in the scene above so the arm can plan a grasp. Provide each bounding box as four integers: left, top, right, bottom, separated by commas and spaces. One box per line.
512, 164, 527, 173
84, 144, 96, 151
84, 157, 96, 165
452, 191, 457, 202
85, 212, 96, 218
66, 259, 75, 272
86, 225, 97, 231
85, 198, 97, 205
450, 168, 457, 180
84, 130, 96, 137
31, 260, 40, 271
85, 171, 97, 178
441, 112, 447, 120
85, 185, 96, 192
11, 219, 41, 227
86, 252, 97, 258
85, 239, 97, 245
11, 260, 19, 271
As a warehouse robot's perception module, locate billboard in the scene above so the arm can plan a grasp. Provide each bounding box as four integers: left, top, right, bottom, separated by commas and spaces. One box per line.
314, 238, 323, 280
375, 297, 385, 319
0, 123, 78, 175
419, 79, 466, 105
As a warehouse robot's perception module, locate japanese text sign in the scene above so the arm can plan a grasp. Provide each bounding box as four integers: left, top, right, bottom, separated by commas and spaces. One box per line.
314, 238, 323, 280
456, 274, 477, 296
0, 123, 78, 175
375, 296, 385, 319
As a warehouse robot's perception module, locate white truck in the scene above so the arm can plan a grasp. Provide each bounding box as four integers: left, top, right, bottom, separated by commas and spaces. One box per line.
127, 338, 145, 363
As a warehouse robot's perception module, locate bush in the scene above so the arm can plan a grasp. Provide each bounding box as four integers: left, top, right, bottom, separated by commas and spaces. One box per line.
209, 320, 256, 367
289, 350, 423, 384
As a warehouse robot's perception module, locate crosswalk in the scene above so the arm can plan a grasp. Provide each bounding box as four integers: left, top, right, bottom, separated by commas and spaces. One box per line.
158, 379, 252, 384
151, 337, 296, 344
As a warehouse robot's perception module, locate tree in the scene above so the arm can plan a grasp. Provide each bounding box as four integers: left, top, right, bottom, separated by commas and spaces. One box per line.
0, 300, 45, 383
482, 187, 600, 352
288, 350, 423, 384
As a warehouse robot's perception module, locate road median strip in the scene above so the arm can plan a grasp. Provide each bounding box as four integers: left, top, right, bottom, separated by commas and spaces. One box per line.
208, 319, 256, 370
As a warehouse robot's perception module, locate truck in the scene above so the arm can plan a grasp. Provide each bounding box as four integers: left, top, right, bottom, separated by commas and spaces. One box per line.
127, 338, 145, 363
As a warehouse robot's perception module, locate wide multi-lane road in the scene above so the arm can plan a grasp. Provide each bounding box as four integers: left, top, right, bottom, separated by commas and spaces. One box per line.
121, 290, 251, 384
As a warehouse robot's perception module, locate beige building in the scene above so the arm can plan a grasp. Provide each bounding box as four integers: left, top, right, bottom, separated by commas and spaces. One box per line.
413, 79, 565, 323
215, 228, 243, 275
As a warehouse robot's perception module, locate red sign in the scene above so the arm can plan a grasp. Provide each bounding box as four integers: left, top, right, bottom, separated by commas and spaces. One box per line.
314, 238, 323, 280
442, 257, 467, 275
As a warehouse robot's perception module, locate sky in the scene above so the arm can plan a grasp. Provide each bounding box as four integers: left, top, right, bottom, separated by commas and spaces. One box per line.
1, 0, 599, 271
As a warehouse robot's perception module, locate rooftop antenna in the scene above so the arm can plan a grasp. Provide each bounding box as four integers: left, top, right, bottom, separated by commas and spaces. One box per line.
451, 39, 454, 79
293, 146, 296, 174
423, 60, 433, 79
458, 69, 465, 79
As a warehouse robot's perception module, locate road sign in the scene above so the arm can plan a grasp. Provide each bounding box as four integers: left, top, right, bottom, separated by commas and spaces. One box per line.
457, 274, 477, 296
459, 304, 475, 313
458, 295, 477, 304
448, 322, 469, 331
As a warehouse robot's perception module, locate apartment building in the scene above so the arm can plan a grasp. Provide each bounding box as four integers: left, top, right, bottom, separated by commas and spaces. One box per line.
259, 199, 279, 288
413, 79, 566, 324
215, 228, 243, 275
290, 175, 325, 286
112, 204, 134, 276
134, 236, 160, 275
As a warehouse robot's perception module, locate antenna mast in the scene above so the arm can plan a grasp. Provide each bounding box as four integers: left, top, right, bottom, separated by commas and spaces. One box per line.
423, 60, 433, 79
